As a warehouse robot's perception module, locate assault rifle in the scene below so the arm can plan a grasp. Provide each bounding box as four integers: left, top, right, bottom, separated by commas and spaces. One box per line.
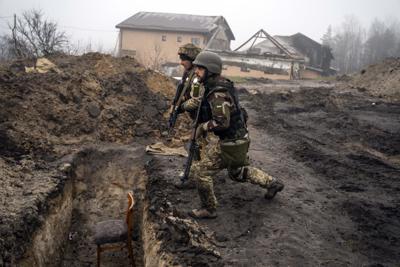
180, 90, 205, 184
168, 72, 189, 135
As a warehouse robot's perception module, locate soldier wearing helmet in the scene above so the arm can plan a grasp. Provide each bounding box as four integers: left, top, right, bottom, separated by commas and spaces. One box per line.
171, 43, 203, 189
176, 43, 202, 118
188, 51, 285, 219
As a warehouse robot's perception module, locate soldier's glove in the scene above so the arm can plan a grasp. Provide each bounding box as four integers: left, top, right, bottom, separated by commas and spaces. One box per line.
176, 103, 185, 114
195, 123, 207, 140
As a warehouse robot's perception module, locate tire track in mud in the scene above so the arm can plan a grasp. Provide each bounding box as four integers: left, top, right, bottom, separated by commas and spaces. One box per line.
245, 84, 400, 266
242, 103, 368, 266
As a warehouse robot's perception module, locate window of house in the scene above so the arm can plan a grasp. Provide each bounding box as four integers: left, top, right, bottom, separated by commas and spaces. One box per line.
240, 66, 250, 72
177, 36, 182, 42
162, 35, 167, 41
191, 37, 200, 46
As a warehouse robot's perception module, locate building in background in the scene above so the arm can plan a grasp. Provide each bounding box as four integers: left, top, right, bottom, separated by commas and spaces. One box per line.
217, 29, 335, 80
116, 13, 335, 79
217, 29, 304, 80
116, 11, 234, 75
272, 33, 335, 78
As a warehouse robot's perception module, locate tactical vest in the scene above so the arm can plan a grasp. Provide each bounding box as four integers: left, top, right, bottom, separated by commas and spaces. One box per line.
201, 78, 248, 140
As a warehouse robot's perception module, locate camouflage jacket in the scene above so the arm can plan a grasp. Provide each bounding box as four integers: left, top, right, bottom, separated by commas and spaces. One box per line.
179, 68, 202, 118
199, 76, 248, 140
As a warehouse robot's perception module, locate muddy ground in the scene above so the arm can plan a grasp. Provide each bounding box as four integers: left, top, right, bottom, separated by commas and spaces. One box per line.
144, 79, 400, 266
0, 54, 399, 266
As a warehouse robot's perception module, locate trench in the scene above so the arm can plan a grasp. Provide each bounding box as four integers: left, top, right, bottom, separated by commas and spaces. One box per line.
17, 144, 172, 267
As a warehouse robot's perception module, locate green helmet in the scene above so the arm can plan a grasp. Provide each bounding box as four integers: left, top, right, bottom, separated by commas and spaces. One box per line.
178, 43, 201, 61
193, 51, 222, 74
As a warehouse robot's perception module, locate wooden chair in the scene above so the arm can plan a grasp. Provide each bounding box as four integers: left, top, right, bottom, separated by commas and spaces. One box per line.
94, 192, 135, 267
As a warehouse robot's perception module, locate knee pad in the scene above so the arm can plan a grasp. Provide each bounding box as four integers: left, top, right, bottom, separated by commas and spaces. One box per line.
228, 167, 247, 182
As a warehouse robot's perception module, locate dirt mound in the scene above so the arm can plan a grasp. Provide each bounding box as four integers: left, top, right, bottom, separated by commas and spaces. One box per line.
348, 57, 400, 100
0, 53, 175, 159
0, 53, 176, 265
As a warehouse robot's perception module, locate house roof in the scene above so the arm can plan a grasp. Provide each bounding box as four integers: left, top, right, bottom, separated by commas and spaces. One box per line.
275, 33, 334, 60
272, 36, 302, 56
235, 29, 300, 59
116, 11, 235, 40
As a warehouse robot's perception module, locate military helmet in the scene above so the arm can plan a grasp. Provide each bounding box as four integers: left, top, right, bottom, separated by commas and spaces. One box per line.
178, 43, 201, 61
193, 51, 222, 74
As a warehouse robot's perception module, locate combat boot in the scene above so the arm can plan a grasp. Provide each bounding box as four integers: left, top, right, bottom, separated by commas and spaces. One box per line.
264, 180, 284, 200
189, 208, 217, 219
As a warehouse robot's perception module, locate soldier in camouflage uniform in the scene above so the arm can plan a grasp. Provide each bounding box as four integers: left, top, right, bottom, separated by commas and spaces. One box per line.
173, 43, 202, 189
189, 51, 285, 219
176, 43, 202, 119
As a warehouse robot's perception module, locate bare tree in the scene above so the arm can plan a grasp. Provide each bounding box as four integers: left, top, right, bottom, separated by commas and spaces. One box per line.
333, 15, 365, 73
6, 9, 68, 59
326, 15, 400, 74
137, 43, 166, 71
321, 25, 333, 47
0, 35, 14, 61
149, 43, 166, 70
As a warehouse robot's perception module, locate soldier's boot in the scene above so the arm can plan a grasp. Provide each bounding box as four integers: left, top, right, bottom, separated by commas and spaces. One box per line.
189, 208, 217, 219
264, 180, 284, 200
174, 172, 196, 189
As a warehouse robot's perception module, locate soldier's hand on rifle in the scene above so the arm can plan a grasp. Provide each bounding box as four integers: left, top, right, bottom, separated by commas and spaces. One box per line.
195, 123, 206, 140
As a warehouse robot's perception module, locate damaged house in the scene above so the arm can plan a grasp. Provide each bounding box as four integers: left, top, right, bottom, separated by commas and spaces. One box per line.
215, 29, 334, 80
273, 33, 335, 78
116, 13, 334, 79
115, 11, 234, 74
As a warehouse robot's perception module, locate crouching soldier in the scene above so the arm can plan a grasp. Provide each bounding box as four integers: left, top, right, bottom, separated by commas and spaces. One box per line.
189, 51, 284, 219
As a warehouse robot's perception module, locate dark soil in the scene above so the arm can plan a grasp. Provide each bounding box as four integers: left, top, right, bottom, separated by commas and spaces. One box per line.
1, 54, 399, 266
0, 53, 175, 266
144, 81, 400, 266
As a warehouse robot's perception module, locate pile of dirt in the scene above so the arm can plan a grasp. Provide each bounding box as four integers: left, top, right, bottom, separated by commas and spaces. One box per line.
0, 53, 176, 160
348, 57, 400, 100
0, 53, 176, 265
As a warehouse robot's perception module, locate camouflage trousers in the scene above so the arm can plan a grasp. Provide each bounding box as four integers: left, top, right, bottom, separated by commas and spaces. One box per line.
183, 135, 216, 184
191, 141, 276, 211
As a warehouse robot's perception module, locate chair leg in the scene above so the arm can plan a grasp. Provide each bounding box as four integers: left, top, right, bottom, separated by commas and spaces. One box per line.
97, 245, 101, 267
127, 239, 135, 267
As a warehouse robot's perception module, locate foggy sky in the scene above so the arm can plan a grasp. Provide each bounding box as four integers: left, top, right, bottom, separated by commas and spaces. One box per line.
1, 0, 399, 52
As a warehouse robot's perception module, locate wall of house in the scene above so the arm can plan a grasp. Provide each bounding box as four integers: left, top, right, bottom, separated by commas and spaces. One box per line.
207, 28, 231, 50
219, 54, 294, 72
217, 53, 302, 80
223, 65, 290, 80
299, 69, 322, 79
119, 29, 206, 66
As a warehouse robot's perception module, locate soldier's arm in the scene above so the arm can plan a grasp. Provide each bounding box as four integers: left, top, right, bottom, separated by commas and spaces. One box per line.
202, 91, 233, 131
180, 78, 202, 112
181, 97, 200, 112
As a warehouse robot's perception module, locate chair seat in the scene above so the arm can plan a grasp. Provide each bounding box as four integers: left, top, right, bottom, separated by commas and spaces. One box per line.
94, 219, 128, 245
